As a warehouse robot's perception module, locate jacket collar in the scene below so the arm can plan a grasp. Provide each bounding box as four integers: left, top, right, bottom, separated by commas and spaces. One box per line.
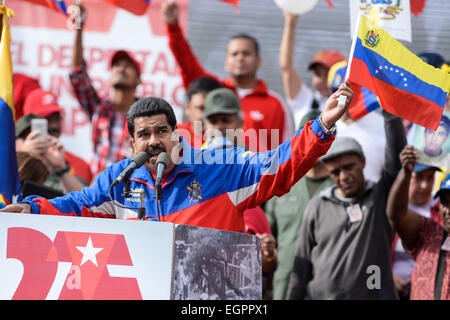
320, 180, 375, 205
223, 78, 269, 96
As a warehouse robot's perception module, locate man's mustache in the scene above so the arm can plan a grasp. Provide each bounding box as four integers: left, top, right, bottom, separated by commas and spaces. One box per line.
146, 146, 166, 154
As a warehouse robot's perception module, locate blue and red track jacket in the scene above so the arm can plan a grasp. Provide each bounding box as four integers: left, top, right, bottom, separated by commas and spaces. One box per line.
22, 118, 333, 232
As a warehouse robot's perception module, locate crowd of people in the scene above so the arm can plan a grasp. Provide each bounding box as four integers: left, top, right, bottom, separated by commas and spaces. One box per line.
1, 1, 449, 300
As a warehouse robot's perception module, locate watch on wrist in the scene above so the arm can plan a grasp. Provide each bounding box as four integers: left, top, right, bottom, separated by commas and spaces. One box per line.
55, 164, 71, 177
318, 115, 337, 136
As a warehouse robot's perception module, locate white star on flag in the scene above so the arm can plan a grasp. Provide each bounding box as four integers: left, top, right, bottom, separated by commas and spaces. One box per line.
76, 237, 104, 267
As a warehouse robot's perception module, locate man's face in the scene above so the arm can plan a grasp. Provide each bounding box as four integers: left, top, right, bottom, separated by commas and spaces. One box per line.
439, 190, 450, 232
424, 126, 448, 157
47, 112, 63, 138
225, 38, 261, 79
324, 154, 366, 198
185, 92, 206, 125
205, 113, 241, 140
311, 64, 331, 98
109, 58, 141, 90
130, 114, 179, 173
408, 168, 436, 206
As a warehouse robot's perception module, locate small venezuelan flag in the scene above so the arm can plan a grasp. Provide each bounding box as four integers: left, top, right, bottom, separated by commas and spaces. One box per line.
328, 60, 380, 120
19, 0, 68, 15
347, 15, 450, 131
0, 6, 22, 207
104, 0, 151, 16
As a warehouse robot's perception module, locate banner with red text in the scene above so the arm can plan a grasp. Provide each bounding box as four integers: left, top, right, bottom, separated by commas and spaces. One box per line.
9, 0, 189, 162
0, 212, 174, 299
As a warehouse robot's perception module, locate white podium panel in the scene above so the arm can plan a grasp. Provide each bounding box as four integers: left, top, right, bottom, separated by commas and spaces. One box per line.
0, 213, 262, 300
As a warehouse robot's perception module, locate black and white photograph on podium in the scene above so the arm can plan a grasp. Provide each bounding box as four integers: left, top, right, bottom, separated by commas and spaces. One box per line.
173, 224, 262, 300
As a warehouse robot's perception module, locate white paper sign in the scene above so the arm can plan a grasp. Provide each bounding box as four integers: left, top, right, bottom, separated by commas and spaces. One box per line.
349, 0, 412, 42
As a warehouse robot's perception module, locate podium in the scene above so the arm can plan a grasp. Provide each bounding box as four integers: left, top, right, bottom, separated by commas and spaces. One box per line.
0, 212, 262, 300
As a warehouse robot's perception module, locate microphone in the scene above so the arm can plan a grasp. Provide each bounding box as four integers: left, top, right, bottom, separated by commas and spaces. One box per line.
155, 152, 170, 192
111, 151, 150, 188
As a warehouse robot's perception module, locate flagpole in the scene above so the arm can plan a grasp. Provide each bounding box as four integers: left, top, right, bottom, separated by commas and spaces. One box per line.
345, 12, 362, 82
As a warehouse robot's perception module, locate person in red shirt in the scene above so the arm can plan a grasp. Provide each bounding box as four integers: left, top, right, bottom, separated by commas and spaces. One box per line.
387, 145, 450, 300
160, 1, 294, 152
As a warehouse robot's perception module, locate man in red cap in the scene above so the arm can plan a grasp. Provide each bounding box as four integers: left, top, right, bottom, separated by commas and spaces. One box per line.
69, 3, 141, 177
279, 9, 345, 129
18, 88, 93, 192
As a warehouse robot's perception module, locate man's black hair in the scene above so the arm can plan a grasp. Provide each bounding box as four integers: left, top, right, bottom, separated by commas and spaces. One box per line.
187, 76, 223, 101
126, 97, 177, 136
229, 33, 260, 57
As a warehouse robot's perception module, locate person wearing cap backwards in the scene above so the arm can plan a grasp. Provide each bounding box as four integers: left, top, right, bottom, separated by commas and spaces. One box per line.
286, 108, 406, 299
387, 145, 450, 300
391, 161, 442, 299
279, 9, 346, 129
0, 80, 353, 246
69, 3, 141, 177
161, 1, 294, 153
202, 88, 278, 299
16, 89, 92, 193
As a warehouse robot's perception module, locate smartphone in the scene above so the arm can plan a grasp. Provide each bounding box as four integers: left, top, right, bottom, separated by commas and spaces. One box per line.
31, 118, 48, 140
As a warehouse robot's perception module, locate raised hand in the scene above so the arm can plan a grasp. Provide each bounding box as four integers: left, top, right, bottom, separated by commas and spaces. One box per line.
399, 145, 418, 173
161, 0, 180, 25
320, 80, 353, 129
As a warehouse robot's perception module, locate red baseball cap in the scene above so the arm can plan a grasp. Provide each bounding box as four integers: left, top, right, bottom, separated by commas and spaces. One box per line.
13, 73, 40, 121
110, 50, 141, 76
308, 50, 346, 71
23, 89, 64, 118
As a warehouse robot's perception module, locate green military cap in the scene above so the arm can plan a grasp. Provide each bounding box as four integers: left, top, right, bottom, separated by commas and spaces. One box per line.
204, 88, 241, 118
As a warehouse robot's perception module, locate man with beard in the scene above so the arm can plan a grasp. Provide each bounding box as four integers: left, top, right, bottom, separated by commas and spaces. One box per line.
69, 3, 141, 177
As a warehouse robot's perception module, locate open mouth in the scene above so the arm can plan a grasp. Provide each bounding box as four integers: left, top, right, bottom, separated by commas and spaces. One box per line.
146, 148, 166, 162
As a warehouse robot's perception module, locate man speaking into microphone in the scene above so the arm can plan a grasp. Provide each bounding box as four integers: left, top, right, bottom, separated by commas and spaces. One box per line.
1, 84, 352, 232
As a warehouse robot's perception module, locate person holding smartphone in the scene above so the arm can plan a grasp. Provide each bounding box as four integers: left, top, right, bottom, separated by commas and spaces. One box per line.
15, 89, 92, 194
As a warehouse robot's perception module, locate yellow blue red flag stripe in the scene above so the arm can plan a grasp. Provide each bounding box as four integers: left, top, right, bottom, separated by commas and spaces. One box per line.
104, 0, 151, 16
53, 0, 68, 15
348, 15, 450, 131
0, 6, 22, 207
